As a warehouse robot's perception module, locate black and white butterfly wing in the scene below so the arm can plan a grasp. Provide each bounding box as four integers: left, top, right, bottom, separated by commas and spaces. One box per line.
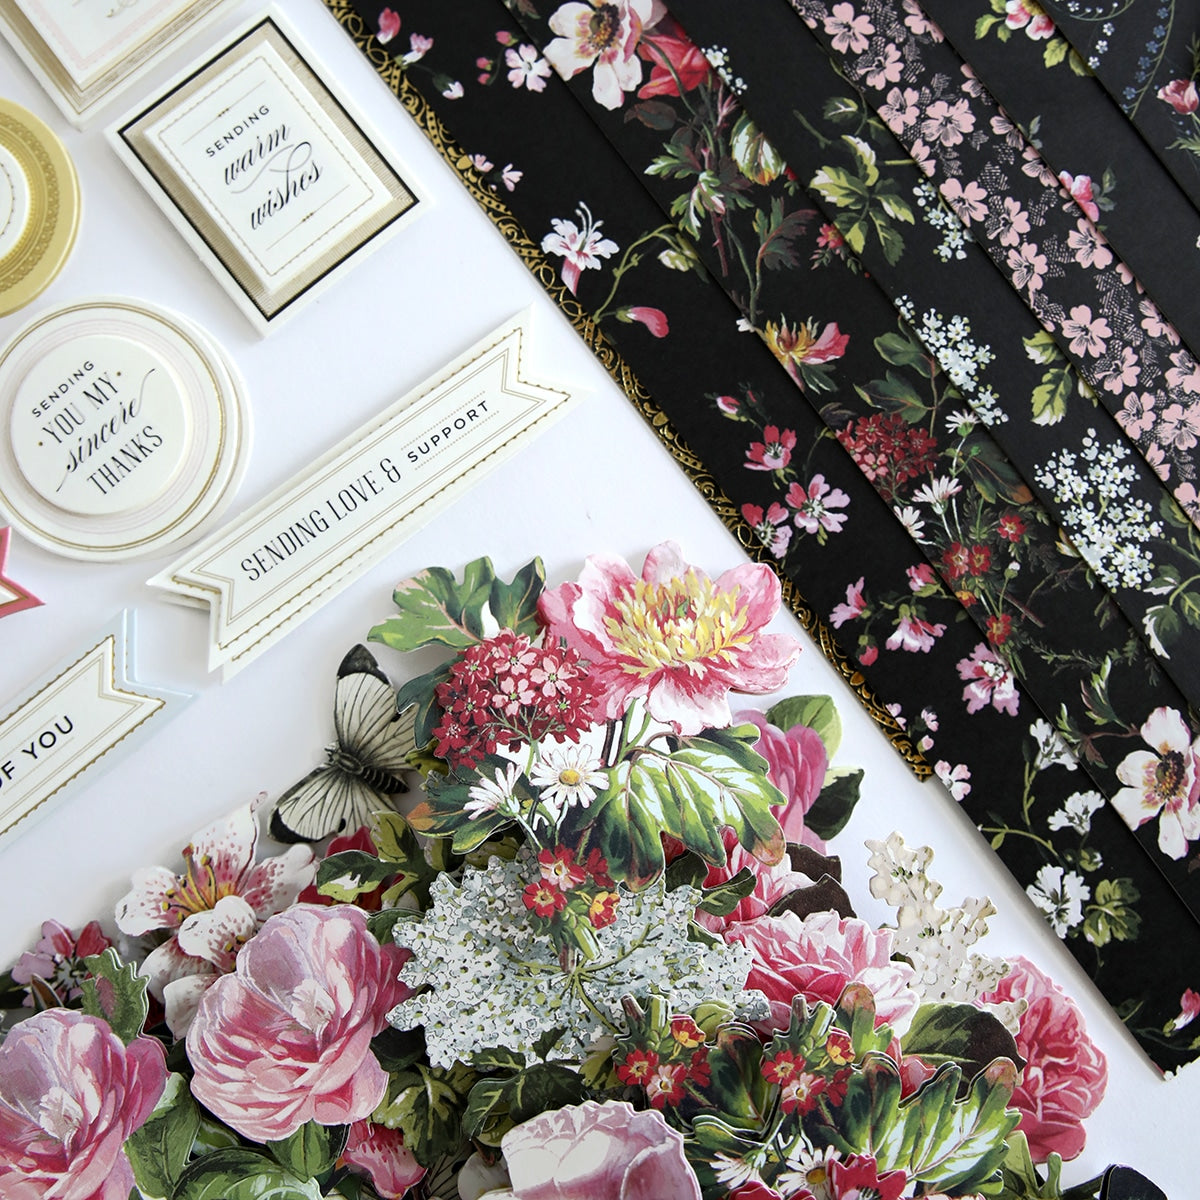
270, 645, 414, 843
333, 645, 415, 780
269, 764, 376, 844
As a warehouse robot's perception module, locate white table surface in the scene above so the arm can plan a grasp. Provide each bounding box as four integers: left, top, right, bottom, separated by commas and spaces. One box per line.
0, 2, 1191, 1192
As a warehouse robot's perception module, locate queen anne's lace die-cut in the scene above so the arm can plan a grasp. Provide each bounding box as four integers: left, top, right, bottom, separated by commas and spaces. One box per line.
390, 850, 768, 1067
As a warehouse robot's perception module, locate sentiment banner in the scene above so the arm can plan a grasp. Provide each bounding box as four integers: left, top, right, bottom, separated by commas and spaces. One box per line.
0, 610, 191, 849
151, 313, 574, 678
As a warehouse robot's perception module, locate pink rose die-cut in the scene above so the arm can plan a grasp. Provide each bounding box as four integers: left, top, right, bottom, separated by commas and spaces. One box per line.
186, 904, 409, 1142
501, 1100, 701, 1200
983, 956, 1106, 1163
0, 1009, 167, 1200
725, 910, 920, 1034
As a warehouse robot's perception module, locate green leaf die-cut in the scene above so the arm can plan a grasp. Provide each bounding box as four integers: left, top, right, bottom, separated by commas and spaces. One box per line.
409, 757, 525, 852
124, 1073, 201, 1200
688, 1115, 778, 1199
804, 768, 864, 842
816, 1054, 1018, 1192
369, 809, 440, 905
703, 1024, 772, 1127
172, 1148, 324, 1200
368, 556, 544, 652
765, 694, 843, 758
503, 1062, 590, 1124
995, 1131, 1068, 1198
80, 948, 149, 1044
374, 1063, 474, 1167
315, 849, 395, 903
904, 1060, 1020, 1191
901, 1002, 1024, 1082
393, 661, 453, 753
836, 984, 894, 1058
461, 1061, 589, 1149
462, 1076, 511, 1147
696, 867, 758, 916
470, 1046, 527, 1072
266, 1121, 347, 1178
566, 727, 785, 889
487, 557, 547, 637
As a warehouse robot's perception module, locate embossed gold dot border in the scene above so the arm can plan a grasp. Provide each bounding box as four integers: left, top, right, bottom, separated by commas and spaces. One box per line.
321, 0, 928, 778
0, 99, 79, 318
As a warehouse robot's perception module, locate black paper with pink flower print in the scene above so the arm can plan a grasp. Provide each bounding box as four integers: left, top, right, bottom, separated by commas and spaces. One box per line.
782, 0, 1200, 539
1036, 1, 1200, 208
335, 0, 1200, 1069
920, 0, 1200, 366
664, 0, 1200, 710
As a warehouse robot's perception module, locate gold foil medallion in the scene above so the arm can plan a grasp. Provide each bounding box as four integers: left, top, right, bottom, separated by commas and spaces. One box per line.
0, 98, 79, 318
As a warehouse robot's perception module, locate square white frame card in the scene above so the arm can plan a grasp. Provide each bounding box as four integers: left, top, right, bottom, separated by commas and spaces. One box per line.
111, 9, 423, 333
0, 0, 228, 127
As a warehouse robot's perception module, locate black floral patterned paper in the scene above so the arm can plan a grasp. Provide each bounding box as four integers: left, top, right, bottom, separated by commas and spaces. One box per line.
923, 0, 1200, 365
786, 0, 1200, 537
1040, 0, 1200, 210
324, 0, 1200, 1069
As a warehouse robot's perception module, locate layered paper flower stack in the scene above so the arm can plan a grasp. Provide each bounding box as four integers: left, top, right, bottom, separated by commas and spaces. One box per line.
0, 544, 1164, 1199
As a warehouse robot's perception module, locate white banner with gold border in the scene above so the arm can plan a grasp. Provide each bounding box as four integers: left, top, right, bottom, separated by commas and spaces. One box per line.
0, 610, 192, 849
150, 313, 576, 678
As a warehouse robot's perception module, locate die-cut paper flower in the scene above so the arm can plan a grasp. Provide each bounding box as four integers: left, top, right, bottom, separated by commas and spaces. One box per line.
538, 540, 798, 734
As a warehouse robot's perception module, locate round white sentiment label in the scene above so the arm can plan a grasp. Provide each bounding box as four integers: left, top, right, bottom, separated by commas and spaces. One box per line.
9, 334, 193, 517
0, 142, 31, 266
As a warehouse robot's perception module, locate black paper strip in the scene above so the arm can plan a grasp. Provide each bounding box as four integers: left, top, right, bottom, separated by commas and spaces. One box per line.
786, 0, 1200, 538
490, 0, 1200, 927
1039, 0, 1200, 214
921, 0, 1200, 368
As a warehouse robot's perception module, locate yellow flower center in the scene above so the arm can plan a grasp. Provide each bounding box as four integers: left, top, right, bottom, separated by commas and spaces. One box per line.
161, 851, 238, 918
765, 318, 816, 365
558, 767, 583, 787
603, 573, 751, 679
